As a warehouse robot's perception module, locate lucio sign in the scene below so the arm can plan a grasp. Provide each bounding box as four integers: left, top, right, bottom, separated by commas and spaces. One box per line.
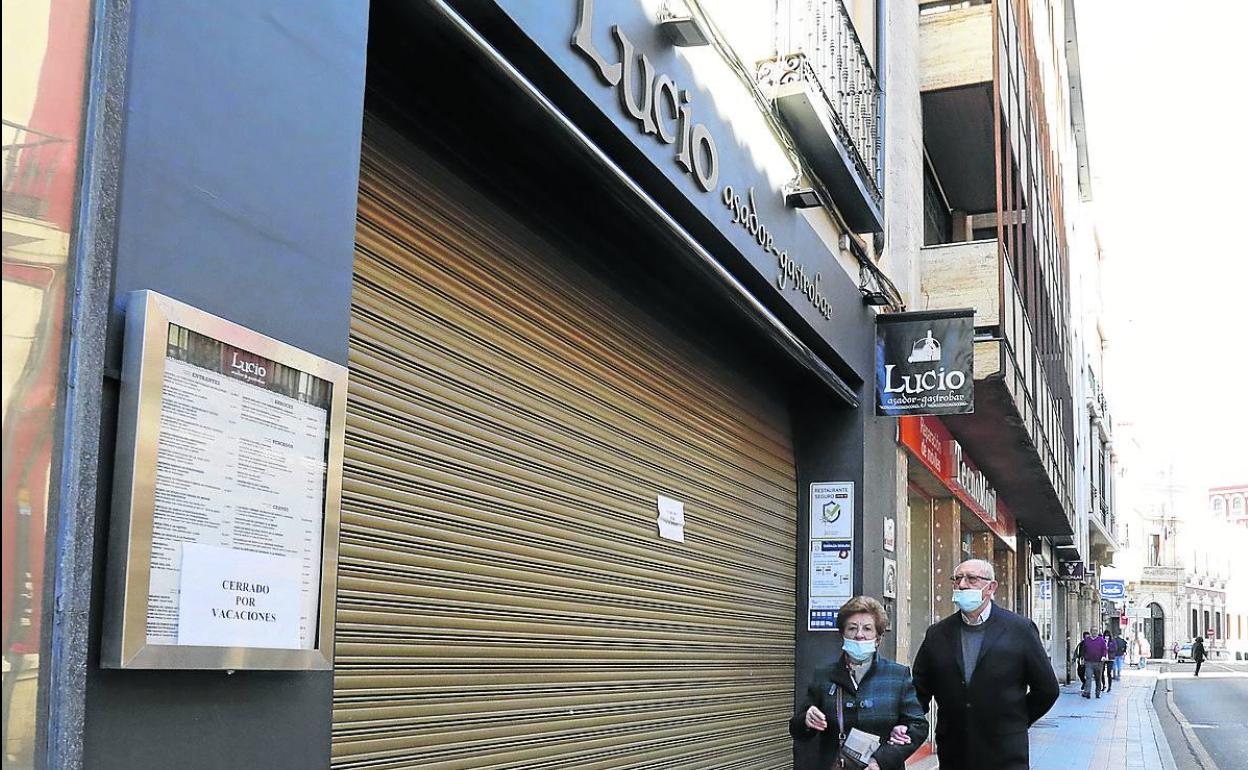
875, 309, 975, 416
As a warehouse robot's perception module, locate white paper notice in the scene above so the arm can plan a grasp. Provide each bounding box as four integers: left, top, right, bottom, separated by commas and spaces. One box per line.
809, 539, 854, 598
656, 495, 685, 542
808, 538, 854, 631
146, 356, 327, 648
810, 482, 853, 539
177, 543, 301, 649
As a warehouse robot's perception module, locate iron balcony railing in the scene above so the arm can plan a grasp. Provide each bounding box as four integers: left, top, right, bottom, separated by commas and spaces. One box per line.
2, 119, 69, 219
1091, 486, 1115, 541
999, 252, 1074, 525
1087, 364, 1112, 436
764, 0, 883, 205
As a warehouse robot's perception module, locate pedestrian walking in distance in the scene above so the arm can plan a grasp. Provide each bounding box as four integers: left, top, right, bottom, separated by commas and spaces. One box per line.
1074, 631, 1090, 688
789, 596, 928, 769
1080, 630, 1108, 698
1112, 632, 1127, 681
1192, 636, 1207, 677
912, 559, 1059, 770
1108, 626, 1118, 693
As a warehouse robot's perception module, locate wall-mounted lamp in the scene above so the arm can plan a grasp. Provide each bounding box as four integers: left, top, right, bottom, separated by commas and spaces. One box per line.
783, 181, 821, 209
860, 289, 891, 306
657, 12, 709, 47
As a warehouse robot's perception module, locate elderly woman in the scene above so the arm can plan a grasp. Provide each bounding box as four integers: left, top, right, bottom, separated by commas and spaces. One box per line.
789, 596, 928, 770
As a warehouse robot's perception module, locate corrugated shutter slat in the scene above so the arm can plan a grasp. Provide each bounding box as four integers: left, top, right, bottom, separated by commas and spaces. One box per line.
333, 118, 797, 770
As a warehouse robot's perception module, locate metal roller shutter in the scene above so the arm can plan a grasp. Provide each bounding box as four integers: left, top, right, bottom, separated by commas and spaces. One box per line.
333, 118, 798, 770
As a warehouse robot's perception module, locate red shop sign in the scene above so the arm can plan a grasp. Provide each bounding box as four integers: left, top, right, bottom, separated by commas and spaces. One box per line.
899, 416, 1017, 549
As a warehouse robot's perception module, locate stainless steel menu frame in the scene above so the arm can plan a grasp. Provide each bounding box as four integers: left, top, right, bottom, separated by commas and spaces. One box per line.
102, 290, 347, 670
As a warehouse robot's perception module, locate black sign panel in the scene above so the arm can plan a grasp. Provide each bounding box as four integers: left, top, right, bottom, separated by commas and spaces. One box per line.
1057, 560, 1086, 581
875, 309, 975, 416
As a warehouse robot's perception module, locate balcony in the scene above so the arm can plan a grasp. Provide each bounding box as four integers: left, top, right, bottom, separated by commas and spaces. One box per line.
918, 240, 1074, 536
757, 0, 883, 232
918, 1, 995, 214
1089, 487, 1117, 558
1141, 565, 1184, 586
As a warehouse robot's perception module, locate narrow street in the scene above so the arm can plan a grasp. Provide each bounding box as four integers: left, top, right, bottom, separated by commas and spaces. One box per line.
1152, 661, 1248, 770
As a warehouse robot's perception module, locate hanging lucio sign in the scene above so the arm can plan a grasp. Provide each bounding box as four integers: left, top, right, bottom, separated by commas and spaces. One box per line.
875, 309, 975, 416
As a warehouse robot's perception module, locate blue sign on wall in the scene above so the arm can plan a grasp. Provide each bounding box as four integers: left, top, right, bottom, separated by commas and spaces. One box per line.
1099, 579, 1126, 599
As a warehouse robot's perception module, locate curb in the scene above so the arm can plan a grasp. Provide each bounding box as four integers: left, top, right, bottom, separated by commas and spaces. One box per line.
1163, 677, 1218, 770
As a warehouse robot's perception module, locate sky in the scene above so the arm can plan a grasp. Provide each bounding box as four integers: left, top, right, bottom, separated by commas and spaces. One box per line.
1075, 1, 1248, 508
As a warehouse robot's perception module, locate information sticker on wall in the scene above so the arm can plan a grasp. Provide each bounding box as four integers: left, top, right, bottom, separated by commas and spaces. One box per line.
808, 482, 854, 630
810, 482, 853, 540
808, 538, 853, 631
883, 557, 898, 599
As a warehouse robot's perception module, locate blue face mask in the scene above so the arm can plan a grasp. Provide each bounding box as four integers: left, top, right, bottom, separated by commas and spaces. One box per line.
842, 638, 877, 661
953, 588, 986, 613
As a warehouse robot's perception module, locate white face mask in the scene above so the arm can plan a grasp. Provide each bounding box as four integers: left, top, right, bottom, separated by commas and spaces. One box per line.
953, 588, 986, 613
842, 638, 877, 661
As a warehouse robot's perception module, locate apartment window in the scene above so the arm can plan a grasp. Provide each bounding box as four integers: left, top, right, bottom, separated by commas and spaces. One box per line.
1148, 534, 1161, 566
1191, 609, 1199, 639
1216, 612, 1222, 639
1213, 497, 1226, 516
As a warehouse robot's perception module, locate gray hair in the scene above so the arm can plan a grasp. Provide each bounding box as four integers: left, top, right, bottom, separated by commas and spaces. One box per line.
957, 558, 996, 581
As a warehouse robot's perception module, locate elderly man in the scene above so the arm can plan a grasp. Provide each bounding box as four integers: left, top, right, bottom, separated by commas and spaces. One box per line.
912, 559, 1059, 770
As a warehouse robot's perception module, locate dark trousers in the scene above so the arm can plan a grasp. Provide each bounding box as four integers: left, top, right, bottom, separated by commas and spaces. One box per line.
1083, 661, 1103, 696
1195, 659, 1203, 676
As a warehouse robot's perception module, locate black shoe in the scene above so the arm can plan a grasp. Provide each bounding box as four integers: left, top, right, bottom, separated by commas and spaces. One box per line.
1082, 693, 1090, 699
1096, 693, 1100, 698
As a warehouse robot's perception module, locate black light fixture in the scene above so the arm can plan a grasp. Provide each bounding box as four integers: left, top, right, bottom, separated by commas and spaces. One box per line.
783, 180, 821, 209
657, 11, 709, 47
860, 288, 891, 306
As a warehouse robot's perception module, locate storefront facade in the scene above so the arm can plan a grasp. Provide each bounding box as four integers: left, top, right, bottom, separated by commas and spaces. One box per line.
896, 416, 1023, 660
19, 1, 925, 769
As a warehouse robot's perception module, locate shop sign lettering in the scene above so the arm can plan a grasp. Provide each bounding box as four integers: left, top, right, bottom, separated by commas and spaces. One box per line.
722, 185, 834, 320
875, 310, 975, 417
573, 0, 718, 191
949, 442, 997, 522
573, 0, 837, 324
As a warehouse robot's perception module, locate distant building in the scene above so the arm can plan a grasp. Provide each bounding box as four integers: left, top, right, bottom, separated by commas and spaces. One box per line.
1209, 484, 1248, 528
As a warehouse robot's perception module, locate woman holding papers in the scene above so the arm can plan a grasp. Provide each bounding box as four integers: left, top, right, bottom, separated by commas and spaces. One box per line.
789, 596, 929, 770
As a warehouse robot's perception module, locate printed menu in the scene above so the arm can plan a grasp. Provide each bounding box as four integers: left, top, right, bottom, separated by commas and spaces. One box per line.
145, 324, 330, 649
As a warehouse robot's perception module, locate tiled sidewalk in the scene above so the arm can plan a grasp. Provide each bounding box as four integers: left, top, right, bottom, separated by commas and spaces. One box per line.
909, 668, 1178, 769
1030, 668, 1176, 770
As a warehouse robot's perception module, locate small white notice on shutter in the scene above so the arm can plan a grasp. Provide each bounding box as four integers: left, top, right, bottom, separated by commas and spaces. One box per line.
656, 495, 685, 542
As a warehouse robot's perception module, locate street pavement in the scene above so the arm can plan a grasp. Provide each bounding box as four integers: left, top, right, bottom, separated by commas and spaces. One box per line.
907, 667, 1178, 770
1152, 660, 1248, 770
1028, 668, 1177, 770
907, 661, 1248, 769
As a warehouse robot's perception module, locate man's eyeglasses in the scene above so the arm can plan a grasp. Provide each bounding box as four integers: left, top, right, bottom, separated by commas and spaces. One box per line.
949, 574, 993, 586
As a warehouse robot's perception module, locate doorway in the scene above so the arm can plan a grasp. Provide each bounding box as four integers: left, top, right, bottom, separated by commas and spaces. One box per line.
1145, 602, 1165, 660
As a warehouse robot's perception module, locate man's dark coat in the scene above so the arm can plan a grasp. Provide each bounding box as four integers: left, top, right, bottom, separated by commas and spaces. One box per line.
911, 603, 1060, 770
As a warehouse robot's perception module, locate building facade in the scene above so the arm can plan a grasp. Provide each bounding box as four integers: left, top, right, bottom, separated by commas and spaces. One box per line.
4, 1, 1127, 767
2, 1, 938, 769
911, 0, 1115, 678
1209, 484, 1248, 528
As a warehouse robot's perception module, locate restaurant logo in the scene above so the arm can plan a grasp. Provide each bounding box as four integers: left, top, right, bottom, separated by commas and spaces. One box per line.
573, 0, 718, 192
875, 309, 975, 416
